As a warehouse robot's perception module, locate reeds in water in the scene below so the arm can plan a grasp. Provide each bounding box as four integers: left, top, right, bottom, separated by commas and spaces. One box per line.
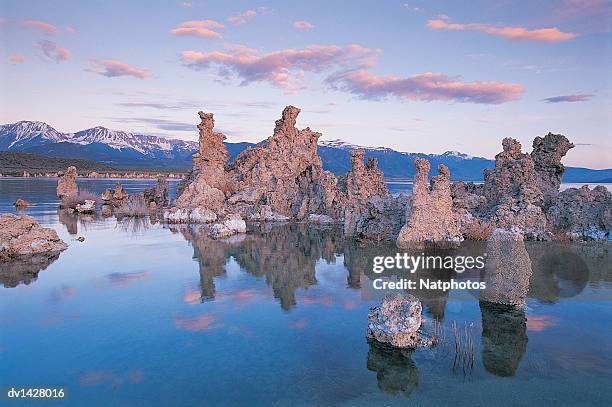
451, 321, 476, 376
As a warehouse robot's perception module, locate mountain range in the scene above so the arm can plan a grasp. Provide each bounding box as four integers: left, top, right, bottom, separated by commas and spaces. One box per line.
1, 120, 610, 182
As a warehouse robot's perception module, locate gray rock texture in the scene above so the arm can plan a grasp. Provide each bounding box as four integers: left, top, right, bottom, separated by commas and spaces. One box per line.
367, 294, 434, 348
397, 158, 462, 248
480, 228, 533, 307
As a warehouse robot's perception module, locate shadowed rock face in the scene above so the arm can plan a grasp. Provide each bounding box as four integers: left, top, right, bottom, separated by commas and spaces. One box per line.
144, 176, 169, 208
397, 158, 462, 248
480, 302, 528, 377
56, 166, 78, 198
531, 133, 574, 203
366, 340, 419, 397
341, 149, 393, 238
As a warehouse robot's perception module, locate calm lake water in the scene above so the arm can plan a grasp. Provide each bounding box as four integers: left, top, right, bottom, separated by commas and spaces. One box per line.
1, 178, 611, 406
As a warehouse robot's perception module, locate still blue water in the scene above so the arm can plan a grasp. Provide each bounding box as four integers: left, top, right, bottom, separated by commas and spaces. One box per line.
0, 178, 611, 406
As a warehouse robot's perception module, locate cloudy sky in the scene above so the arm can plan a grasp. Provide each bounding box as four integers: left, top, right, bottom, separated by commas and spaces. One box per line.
1, 0, 610, 168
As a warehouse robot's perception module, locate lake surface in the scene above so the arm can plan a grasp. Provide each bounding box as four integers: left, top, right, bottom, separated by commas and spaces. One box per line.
1, 178, 611, 406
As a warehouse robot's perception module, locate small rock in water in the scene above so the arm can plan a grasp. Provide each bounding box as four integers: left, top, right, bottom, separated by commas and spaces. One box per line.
367, 294, 435, 348
76, 199, 96, 214
0, 214, 68, 259
76, 236, 85, 242
13, 199, 30, 208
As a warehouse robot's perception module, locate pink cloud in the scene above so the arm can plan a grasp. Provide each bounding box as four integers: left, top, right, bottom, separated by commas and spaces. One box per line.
327, 70, 524, 104
294, 20, 315, 30
65, 25, 76, 33
171, 20, 224, 38
427, 18, 577, 42
87, 60, 150, 79
8, 54, 25, 64
37, 40, 71, 62
175, 314, 223, 332
542, 93, 593, 103
20, 19, 58, 34
556, 0, 612, 19
227, 9, 257, 26
181, 43, 380, 93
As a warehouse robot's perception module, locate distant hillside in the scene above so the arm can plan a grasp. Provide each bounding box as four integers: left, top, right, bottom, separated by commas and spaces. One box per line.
0, 151, 115, 175
1, 120, 610, 182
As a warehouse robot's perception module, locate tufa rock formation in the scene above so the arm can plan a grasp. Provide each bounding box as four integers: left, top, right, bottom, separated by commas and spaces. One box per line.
56, 166, 78, 198
531, 133, 574, 203
144, 176, 169, 208
546, 185, 612, 240
170, 106, 392, 238
227, 105, 342, 219
169, 105, 607, 242
0, 214, 68, 260
341, 149, 391, 237
480, 228, 533, 307
367, 294, 435, 348
482, 138, 548, 239
397, 158, 462, 248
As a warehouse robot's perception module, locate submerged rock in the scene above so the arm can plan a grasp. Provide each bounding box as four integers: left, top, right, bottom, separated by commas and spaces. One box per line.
397, 158, 462, 248
367, 294, 434, 348
0, 214, 68, 260
56, 166, 78, 198
13, 199, 30, 208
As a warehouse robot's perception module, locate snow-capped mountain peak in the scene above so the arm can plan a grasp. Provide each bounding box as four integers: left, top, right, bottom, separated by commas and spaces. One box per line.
0, 121, 67, 149
0, 120, 198, 158
439, 150, 474, 160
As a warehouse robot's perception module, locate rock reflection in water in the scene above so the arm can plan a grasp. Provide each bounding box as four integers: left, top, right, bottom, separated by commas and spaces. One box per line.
0, 252, 62, 288
366, 339, 419, 397
480, 302, 528, 377
57, 208, 78, 235
178, 223, 345, 309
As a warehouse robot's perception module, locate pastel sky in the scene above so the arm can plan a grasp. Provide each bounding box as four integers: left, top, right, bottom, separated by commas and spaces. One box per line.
0, 0, 610, 168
